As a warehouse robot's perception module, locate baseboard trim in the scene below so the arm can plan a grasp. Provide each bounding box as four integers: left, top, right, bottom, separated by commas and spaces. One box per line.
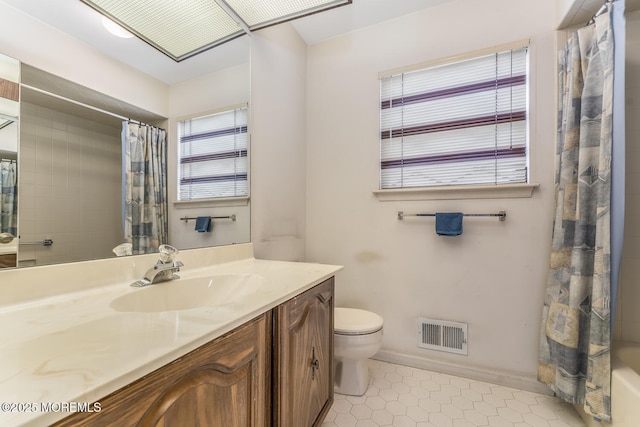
373, 349, 552, 396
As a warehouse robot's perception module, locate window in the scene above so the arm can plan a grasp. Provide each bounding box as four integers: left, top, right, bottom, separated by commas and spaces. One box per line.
379, 45, 529, 190
178, 106, 248, 201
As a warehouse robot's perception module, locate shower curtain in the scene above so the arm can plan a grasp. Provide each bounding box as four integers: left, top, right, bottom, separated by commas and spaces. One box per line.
0, 159, 18, 237
122, 122, 168, 255
538, 2, 625, 422
0, 159, 17, 237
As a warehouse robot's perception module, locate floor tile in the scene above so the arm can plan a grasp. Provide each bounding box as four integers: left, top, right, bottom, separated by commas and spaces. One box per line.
322, 360, 585, 427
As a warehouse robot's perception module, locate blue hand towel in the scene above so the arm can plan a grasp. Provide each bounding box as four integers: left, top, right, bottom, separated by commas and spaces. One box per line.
435, 212, 463, 236
194, 216, 211, 232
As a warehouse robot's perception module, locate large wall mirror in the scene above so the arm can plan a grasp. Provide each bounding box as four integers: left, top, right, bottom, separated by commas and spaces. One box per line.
0, 40, 250, 269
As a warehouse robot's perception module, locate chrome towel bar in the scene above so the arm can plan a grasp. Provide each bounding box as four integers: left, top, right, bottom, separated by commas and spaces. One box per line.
19, 239, 54, 246
397, 211, 506, 221
180, 215, 236, 223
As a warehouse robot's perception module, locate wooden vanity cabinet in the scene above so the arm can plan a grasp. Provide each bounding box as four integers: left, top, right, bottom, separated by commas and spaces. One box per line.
273, 277, 334, 427
0, 253, 16, 268
52, 278, 335, 427
53, 312, 271, 427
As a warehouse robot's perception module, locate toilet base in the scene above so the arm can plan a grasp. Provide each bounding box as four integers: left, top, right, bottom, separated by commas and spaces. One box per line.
334, 358, 370, 396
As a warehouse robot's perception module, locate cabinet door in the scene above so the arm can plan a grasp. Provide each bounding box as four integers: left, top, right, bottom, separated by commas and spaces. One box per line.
53, 313, 270, 427
273, 278, 334, 427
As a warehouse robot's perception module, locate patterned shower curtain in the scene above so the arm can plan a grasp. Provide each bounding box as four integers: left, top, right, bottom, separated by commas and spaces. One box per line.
538, 6, 622, 422
122, 122, 168, 255
0, 159, 17, 237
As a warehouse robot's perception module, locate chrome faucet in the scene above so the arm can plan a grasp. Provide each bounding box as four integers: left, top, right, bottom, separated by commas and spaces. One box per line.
131, 245, 184, 287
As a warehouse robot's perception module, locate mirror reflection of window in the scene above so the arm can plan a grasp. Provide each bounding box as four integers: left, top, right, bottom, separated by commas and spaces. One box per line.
178, 106, 248, 201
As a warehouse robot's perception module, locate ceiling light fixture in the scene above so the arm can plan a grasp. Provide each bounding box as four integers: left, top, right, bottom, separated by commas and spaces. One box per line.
101, 16, 134, 39
80, 0, 352, 62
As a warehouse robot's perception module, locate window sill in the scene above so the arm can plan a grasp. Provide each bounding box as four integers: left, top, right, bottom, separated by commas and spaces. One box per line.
373, 183, 539, 201
173, 196, 250, 209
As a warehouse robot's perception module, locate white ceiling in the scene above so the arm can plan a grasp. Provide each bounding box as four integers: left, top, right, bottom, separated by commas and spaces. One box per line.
0, 0, 452, 85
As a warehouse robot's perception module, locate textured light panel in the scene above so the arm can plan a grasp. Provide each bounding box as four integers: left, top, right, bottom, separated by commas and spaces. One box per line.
81, 0, 243, 61
224, 0, 351, 28
81, 0, 352, 61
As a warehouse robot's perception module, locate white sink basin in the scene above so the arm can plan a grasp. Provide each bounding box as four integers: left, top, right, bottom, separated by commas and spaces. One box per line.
110, 273, 264, 312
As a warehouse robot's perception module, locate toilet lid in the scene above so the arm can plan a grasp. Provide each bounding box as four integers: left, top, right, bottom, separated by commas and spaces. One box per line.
335, 307, 384, 335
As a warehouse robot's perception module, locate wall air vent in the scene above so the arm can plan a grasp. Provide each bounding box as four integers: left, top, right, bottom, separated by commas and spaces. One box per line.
417, 318, 468, 355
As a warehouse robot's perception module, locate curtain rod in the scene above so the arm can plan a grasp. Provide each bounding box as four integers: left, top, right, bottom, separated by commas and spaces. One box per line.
21, 84, 153, 126
587, 0, 614, 25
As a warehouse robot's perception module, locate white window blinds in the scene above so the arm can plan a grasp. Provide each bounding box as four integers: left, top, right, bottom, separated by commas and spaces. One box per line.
178, 106, 248, 200
380, 46, 529, 189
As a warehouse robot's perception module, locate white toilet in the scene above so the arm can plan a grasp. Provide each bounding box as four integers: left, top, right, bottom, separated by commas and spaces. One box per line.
334, 307, 384, 396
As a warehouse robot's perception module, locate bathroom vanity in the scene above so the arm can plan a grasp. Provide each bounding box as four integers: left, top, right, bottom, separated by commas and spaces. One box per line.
52, 279, 334, 427
0, 244, 341, 427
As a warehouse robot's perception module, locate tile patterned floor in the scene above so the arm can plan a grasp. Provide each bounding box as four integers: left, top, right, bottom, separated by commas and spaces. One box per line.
322, 360, 586, 427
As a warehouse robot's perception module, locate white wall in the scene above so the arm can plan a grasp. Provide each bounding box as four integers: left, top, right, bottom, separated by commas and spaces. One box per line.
250, 24, 308, 261
616, 10, 640, 343
304, 0, 558, 389
168, 63, 251, 250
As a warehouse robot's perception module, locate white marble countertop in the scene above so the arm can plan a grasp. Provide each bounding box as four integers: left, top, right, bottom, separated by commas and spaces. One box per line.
0, 245, 341, 427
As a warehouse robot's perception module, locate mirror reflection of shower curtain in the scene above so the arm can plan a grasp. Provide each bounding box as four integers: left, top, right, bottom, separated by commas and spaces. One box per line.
0, 159, 17, 237
122, 122, 168, 255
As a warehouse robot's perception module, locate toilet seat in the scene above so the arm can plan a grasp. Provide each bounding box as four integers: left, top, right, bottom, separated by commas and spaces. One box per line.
335, 307, 383, 336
